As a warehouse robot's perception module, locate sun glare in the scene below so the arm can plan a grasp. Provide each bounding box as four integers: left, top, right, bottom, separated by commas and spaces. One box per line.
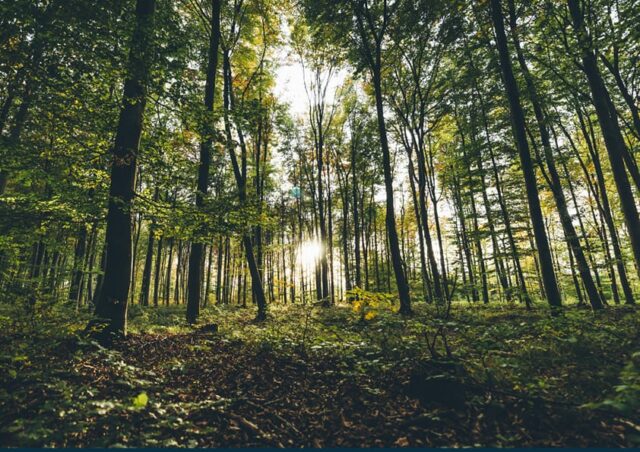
297, 240, 323, 269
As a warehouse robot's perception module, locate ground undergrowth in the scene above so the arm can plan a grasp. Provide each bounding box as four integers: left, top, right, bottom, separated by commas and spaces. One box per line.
1, 301, 639, 447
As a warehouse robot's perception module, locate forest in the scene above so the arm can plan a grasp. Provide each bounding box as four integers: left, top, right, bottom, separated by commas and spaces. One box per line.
1, 0, 640, 447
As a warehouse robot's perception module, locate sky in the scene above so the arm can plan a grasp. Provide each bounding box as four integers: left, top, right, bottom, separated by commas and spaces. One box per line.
274, 59, 309, 118
273, 23, 308, 119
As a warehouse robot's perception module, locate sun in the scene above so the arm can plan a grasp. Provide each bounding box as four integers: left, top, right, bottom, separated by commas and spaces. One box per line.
297, 239, 323, 268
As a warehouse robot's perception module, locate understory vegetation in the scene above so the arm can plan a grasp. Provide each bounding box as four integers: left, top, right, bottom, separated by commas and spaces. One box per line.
1, 302, 639, 447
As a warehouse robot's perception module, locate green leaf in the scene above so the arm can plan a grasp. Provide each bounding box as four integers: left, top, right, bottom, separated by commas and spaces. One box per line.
132, 392, 149, 409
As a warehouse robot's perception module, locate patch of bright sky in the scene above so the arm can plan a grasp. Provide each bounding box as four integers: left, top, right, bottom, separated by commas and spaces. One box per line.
273, 49, 348, 120
271, 27, 348, 195
273, 19, 306, 119
274, 56, 308, 118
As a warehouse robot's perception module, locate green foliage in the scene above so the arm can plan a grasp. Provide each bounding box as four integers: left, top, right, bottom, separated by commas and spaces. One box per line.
346, 287, 395, 321
585, 351, 640, 426
0, 301, 639, 447
132, 391, 149, 409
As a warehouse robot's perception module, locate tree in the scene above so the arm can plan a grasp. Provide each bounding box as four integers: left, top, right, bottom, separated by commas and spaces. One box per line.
567, 0, 640, 282
506, 0, 603, 309
186, 0, 222, 324
91, 0, 156, 338
488, 0, 562, 311
304, 0, 412, 314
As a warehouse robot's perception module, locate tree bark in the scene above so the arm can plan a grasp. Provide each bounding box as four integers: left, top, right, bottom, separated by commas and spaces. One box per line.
490, 0, 562, 310
92, 0, 155, 338
186, 0, 221, 324
568, 0, 640, 283
508, 0, 602, 309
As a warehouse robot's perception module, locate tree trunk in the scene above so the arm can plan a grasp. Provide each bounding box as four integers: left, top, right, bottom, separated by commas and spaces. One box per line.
186, 0, 221, 324
139, 222, 155, 307
490, 0, 562, 311
568, 0, 640, 284
508, 0, 602, 309
223, 51, 267, 321
92, 0, 155, 338
152, 235, 163, 306
351, 141, 362, 289
69, 225, 87, 306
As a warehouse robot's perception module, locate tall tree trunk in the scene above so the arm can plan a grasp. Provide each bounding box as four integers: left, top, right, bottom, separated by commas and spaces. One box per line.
186, 0, 221, 324
508, 0, 602, 309
327, 161, 336, 304
152, 235, 163, 306
316, 123, 330, 306
139, 222, 155, 307
174, 240, 183, 304
130, 207, 143, 306
568, 0, 640, 283
222, 237, 231, 304
223, 51, 267, 321
204, 244, 214, 307
489, 0, 562, 311
93, 242, 106, 306
69, 225, 87, 305
407, 152, 431, 301
215, 236, 223, 304
92, 0, 155, 338
415, 143, 444, 302
367, 47, 411, 312
85, 223, 99, 304
351, 141, 362, 289
164, 237, 174, 305
426, 138, 449, 300
340, 177, 352, 292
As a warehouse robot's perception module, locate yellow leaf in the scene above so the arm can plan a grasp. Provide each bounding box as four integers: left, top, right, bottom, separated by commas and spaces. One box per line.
132, 392, 148, 409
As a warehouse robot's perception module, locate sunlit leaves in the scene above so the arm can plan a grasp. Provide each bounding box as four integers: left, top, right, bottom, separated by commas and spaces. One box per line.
132, 391, 149, 409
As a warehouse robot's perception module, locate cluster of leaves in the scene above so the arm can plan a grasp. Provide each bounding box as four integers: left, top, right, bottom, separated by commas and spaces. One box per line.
346, 287, 396, 321
586, 350, 640, 440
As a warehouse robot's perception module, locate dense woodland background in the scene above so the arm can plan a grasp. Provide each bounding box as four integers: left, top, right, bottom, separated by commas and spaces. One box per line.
1, 0, 640, 447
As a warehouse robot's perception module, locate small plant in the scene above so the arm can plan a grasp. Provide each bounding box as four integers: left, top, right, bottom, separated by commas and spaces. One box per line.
345, 287, 394, 322
585, 351, 640, 426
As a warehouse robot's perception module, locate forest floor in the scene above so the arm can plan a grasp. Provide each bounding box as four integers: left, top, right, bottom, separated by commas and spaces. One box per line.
1, 300, 639, 447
